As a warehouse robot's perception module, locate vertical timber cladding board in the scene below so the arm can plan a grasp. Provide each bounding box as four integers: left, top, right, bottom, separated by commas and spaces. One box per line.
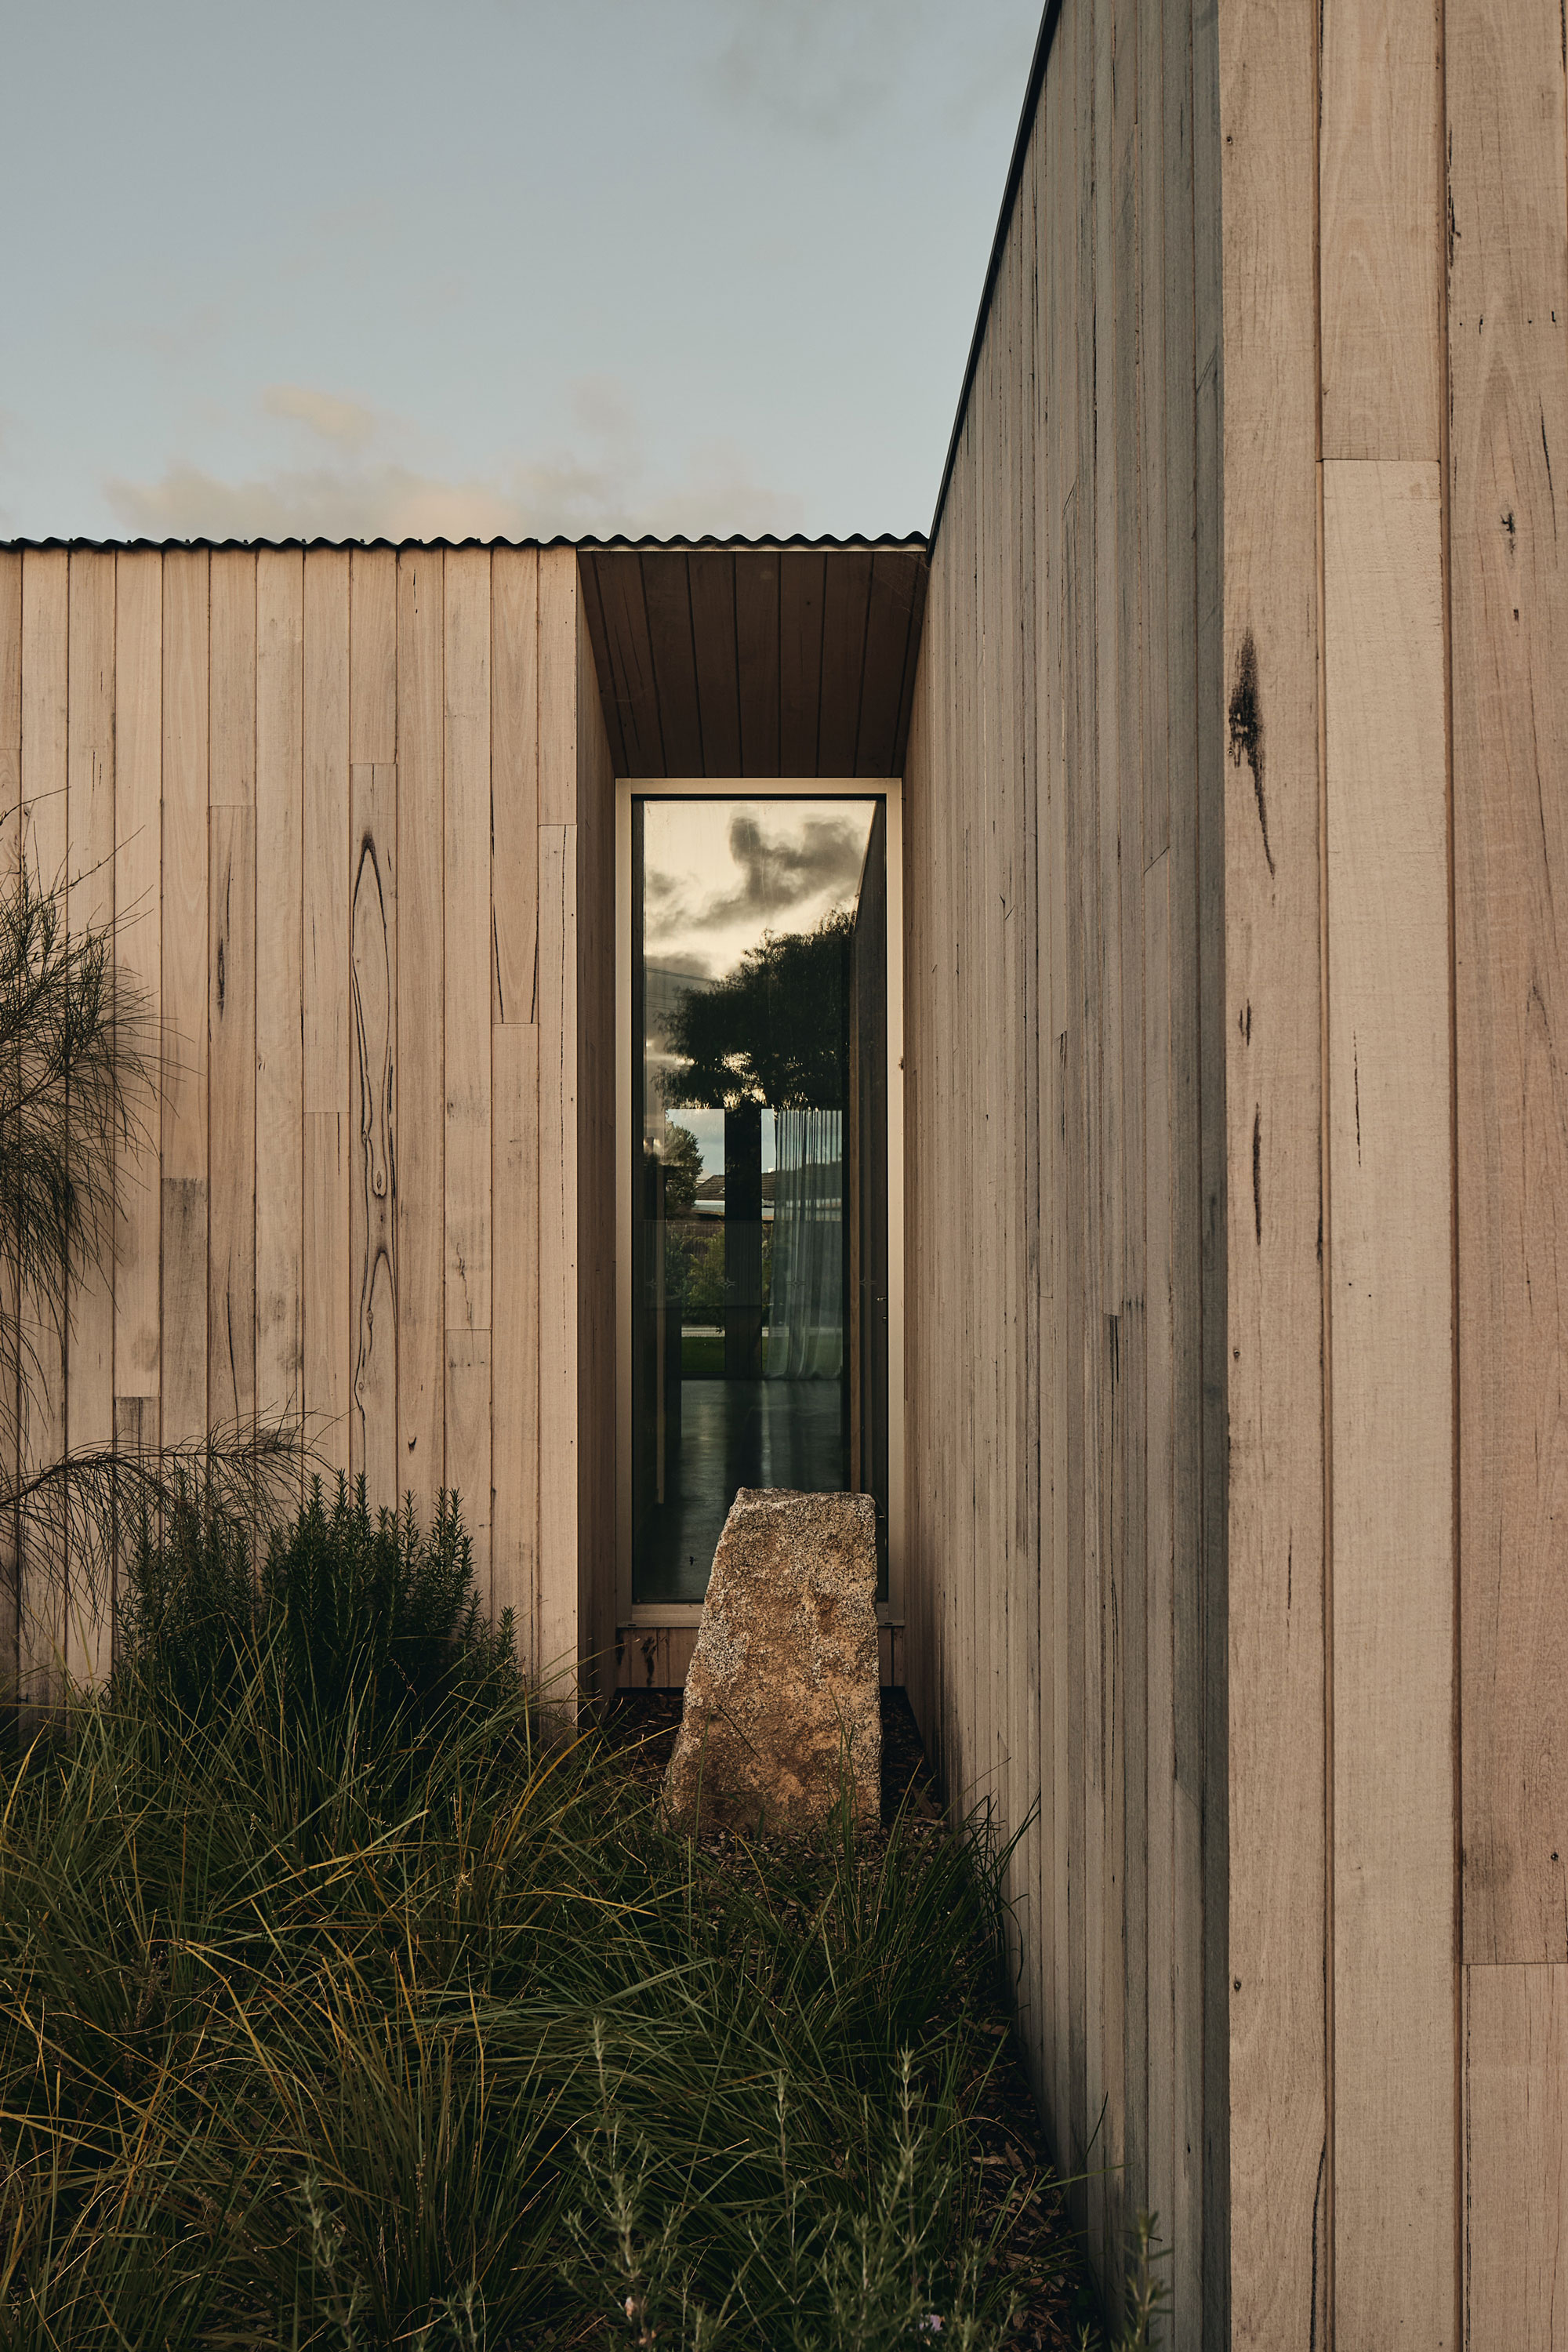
491, 547, 540, 1653
17, 557, 64, 1689
537, 548, 579, 1682
303, 550, 351, 1479
1136, 0, 1176, 2281
1465, 1965, 1568, 2349
1319, 0, 1441, 463
350, 762, 397, 1511
1319, 0, 1450, 2325
1324, 467, 1455, 2343
1450, 0, 1568, 1967
0, 554, 19, 1688
256, 551, 303, 1443
397, 549, 445, 1522
1161, 0, 1207, 2328
20, 552, 67, 1692
492, 549, 539, 1030
209, 551, 256, 1438
114, 554, 162, 1430
162, 550, 209, 1449
66, 553, 114, 1682
1111, 0, 1145, 2257
1220, 0, 1328, 2343
350, 550, 397, 1509
490, 549, 539, 1643
641, 554, 703, 778
445, 549, 492, 1588
1041, 3, 1074, 2168
576, 585, 616, 1687
687, 553, 742, 778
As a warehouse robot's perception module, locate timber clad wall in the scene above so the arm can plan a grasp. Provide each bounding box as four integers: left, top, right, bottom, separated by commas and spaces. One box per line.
902, 0, 1226, 2338
0, 542, 616, 1698
909, 0, 1568, 2344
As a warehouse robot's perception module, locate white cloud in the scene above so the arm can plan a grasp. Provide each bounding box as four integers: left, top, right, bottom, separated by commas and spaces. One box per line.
261, 383, 379, 450
103, 376, 805, 542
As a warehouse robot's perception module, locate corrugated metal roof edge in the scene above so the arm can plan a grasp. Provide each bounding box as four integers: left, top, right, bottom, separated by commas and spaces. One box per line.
0, 530, 927, 556
928, 0, 1060, 551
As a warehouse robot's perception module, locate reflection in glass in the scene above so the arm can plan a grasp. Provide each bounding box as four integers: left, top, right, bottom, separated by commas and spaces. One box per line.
632, 797, 888, 1606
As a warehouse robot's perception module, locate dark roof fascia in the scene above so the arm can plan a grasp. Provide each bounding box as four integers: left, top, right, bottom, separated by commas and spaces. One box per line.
0, 531, 927, 556
927, 0, 1061, 551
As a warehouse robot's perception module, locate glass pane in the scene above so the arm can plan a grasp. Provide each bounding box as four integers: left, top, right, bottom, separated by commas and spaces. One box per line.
631, 795, 888, 1606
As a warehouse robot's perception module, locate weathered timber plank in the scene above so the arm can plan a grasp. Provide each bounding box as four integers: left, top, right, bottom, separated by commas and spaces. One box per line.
1450, 0, 1568, 1968
160, 551, 209, 1446
492, 548, 539, 1025
113, 554, 163, 1431
302, 549, 350, 1473
1465, 1964, 1568, 2350
1220, 0, 1328, 2337
445, 547, 492, 1585
396, 549, 445, 1522
1319, 0, 1442, 460
256, 550, 303, 1441
66, 551, 115, 1680
1325, 460, 1455, 2345
350, 760, 397, 1509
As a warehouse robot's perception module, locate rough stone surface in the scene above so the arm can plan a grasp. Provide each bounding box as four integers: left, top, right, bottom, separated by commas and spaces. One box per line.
661, 1488, 880, 1835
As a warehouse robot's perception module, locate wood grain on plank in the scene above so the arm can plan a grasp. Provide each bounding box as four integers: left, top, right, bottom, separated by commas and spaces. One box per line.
818, 553, 872, 778
1319, 0, 1441, 461
735, 555, 781, 777
539, 551, 579, 824
641, 554, 702, 776
209, 552, 256, 808
256, 552, 303, 1439
350, 761, 397, 1509
492, 548, 539, 1026
350, 550, 396, 765
397, 550, 445, 1521
160, 551, 209, 1445
586, 557, 659, 779
66, 551, 115, 1681
1220, 0, 1329, 2336
1324, 461, 1455, 2343
209, 550, 256, 1444
303, 550, 350, 1472
1465, 1964, 1568, 2350
536, 820, 577, 1691
687, 552, 741, 775
445, 548, 492, 1584
779, 550, 826, 776
492, 1022, 539, 1657
1449, 0, 1568, 1968
19, 552, 68, 1697
208, 807, 256, 1436
113, 554, 162, 1422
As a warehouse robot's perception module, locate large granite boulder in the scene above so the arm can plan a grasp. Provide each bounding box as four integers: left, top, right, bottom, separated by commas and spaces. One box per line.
662, 1488, 880, 1835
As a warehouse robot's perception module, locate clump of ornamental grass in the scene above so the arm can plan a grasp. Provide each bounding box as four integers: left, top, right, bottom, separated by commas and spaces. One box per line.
0, 1488, 1047, 2350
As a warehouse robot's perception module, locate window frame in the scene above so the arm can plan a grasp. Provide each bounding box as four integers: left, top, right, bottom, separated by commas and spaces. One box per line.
615, 775, 906, 1632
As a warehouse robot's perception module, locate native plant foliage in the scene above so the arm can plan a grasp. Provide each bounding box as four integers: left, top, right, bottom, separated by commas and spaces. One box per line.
0, 852, 297, 1664
664, 911, 852, 1112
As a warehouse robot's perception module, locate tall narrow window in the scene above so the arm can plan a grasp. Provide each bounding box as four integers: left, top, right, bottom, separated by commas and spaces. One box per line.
630, 795, 889, 1605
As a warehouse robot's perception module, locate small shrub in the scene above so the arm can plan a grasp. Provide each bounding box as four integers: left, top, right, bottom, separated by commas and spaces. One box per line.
118, 1475, 521, 1738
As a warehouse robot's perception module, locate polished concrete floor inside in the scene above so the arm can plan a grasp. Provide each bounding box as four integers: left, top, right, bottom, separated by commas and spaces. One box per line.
633, 1377, 846, 1604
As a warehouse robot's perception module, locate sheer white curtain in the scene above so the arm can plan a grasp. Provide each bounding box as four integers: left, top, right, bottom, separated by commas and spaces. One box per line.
767, 1108, 843, 1381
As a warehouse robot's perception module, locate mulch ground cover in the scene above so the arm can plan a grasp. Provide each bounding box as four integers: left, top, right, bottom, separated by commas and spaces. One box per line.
601, 1690, 1108, 2351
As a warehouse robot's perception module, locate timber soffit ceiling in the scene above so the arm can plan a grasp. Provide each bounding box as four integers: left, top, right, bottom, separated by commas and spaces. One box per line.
578, 543, 927, 780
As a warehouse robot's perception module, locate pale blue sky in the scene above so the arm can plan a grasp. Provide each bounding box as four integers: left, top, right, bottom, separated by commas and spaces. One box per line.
1, 1, 1040, 544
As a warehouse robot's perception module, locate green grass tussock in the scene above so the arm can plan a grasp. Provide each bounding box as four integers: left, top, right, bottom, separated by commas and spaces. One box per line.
0, 1483, 1051, 2350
